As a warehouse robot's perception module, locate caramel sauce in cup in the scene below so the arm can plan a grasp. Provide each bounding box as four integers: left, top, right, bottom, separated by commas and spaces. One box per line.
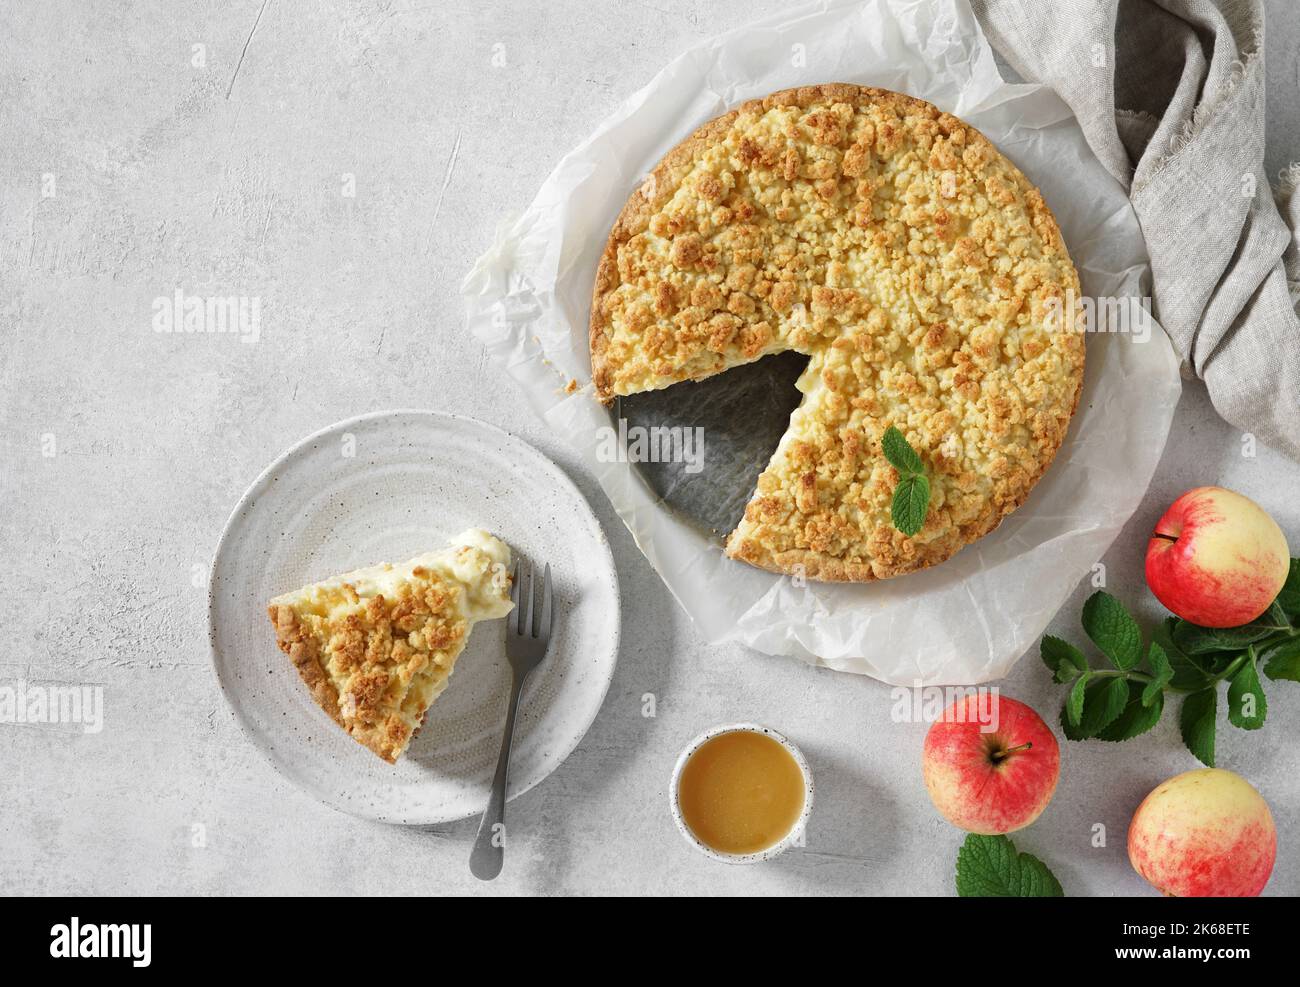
670, 724, 813, 863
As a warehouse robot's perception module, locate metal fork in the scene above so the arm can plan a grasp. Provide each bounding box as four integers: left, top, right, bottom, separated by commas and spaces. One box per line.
469, 559, 553, 880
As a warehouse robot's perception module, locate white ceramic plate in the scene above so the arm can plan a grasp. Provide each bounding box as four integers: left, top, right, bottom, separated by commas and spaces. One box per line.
208, 410, 620, 824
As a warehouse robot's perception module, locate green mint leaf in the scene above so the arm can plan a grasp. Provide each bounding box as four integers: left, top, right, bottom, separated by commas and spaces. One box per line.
1143, 641, 1173, 707
1059, 703, 1089, 741
1079, 677, 1130, 736
881, 425, 923, 475
1172, 619, 1276, 656
1261, 634, 1300, 682
1065, 673, 1089, 728
955, 834, 1064, 897
1098, 689, 1164, 742
883, 426, 930, 537
1276, 559, 1300, 617
891, 474, 929, 537
1180, 688, 1218, 767
1154, 618, 1213, 691
1263, 600, 1290, 627
1041, 635, 1087, 681
1081, 592, 1142, 670
1053, 662, 1081, 685
1227, 652, 1267, 730
1188, 649, 1243, 678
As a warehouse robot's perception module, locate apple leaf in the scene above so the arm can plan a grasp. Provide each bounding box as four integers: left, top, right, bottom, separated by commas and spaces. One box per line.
1261, 634, 1300, 682
1142, 641, 1173, 707
1098, 689, 1164, 742
1081, 592, 1142, 669
1180, 688, 1217, 767
955, 834, 1064, 897
1227, 652, 1267, 730
1079, 677, 1129, 736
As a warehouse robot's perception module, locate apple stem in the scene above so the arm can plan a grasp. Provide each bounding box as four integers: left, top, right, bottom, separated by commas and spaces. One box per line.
992, 742, 1032, 763
1151, 533, 1177, 543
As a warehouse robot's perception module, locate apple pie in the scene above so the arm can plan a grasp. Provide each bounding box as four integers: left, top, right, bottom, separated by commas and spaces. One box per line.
267, 530, 513, 763
590, 83, 1084, 581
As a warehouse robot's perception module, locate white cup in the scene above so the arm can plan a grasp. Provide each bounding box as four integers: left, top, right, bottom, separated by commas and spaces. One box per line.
668, 722, 814, 864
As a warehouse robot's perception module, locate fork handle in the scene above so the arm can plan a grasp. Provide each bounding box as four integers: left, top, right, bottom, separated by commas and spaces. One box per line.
469, 671, 525, 880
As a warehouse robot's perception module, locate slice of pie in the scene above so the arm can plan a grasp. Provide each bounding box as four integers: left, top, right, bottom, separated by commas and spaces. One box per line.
267, 529, 513, 763
590, 83, 1084, 581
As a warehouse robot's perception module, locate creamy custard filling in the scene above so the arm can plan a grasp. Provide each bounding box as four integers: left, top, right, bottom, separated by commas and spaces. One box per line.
267, 529, 513, 762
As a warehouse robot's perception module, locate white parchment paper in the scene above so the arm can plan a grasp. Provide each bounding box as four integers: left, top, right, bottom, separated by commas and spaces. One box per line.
462, 0, 1182, 685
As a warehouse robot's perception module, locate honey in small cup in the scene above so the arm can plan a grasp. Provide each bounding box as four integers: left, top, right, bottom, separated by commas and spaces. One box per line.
671, 724, 812, 861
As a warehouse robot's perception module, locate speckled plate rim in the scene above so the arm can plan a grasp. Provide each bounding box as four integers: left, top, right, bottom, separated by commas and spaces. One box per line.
206, 408, 621, 824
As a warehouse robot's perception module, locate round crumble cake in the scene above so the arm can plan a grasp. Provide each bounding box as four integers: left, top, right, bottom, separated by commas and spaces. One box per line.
589, 83, 1085, 582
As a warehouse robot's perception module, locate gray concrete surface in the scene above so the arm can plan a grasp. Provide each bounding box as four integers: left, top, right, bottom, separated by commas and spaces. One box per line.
1, 0, 1297, 896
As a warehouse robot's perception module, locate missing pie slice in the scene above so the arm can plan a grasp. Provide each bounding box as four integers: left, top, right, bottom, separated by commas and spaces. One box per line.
267, 529, 513, 763
589, 83, 1085, 582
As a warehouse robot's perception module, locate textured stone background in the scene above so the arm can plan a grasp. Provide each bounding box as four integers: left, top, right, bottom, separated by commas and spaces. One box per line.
1, 0, 1296, 896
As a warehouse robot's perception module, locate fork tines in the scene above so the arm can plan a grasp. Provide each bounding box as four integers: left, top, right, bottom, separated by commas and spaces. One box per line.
508, 560, 552, 649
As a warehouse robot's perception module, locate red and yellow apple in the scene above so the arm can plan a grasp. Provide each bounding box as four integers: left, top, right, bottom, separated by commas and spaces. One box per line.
1128, 768, 1276, 897
922, 694, 1060, 834
1145, 486, 1288, 628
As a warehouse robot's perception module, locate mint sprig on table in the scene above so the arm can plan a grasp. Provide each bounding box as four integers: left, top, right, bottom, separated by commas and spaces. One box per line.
955, 834, 1064, 897
1040, 559, 1300, 766
882, 425, 930, 537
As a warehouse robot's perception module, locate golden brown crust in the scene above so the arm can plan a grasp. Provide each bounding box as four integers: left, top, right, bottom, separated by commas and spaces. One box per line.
589, 83, 1084, 582
591, 103, 755, 402
268, 573, 474, 764
270, 601, 347, 729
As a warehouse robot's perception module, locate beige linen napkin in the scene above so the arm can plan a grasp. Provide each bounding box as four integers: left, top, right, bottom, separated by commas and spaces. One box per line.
972, 0, 1300, 458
